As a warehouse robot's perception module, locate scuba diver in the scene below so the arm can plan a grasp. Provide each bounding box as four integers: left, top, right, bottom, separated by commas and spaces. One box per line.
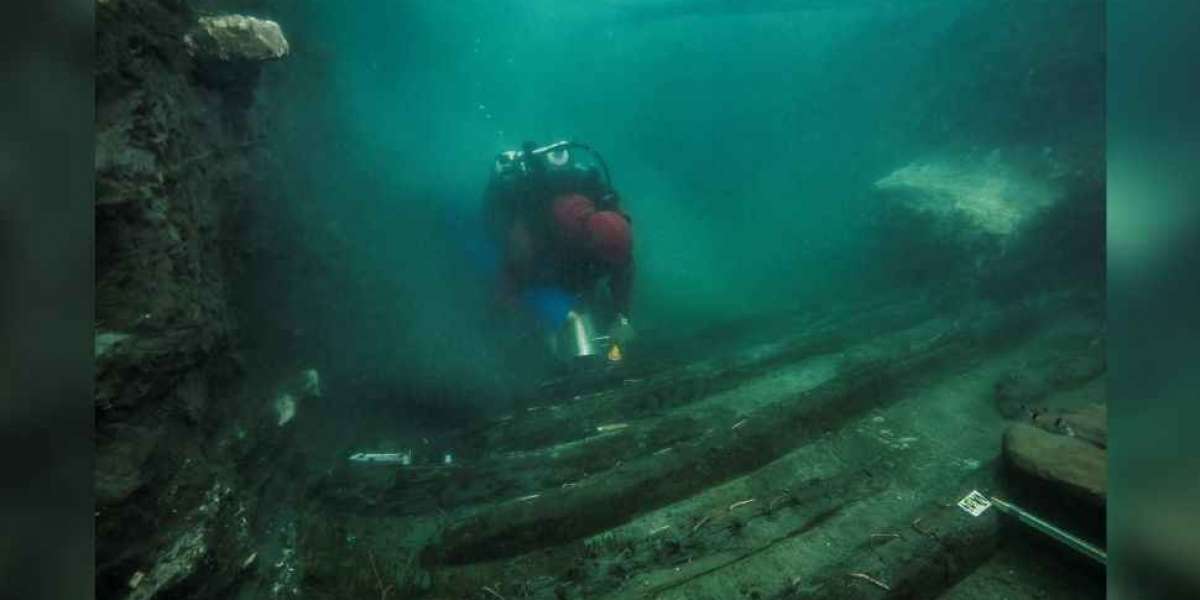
482, 140, 635, 368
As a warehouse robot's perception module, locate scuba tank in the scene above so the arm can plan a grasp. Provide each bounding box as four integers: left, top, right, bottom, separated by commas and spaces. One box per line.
552, 308, 623, 368
492, 140, 619, 207
558, 309, 605, 359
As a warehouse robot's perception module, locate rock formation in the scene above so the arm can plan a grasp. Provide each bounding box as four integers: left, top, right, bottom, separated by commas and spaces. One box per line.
184, 15, 290, 62
95, 2, 290, 598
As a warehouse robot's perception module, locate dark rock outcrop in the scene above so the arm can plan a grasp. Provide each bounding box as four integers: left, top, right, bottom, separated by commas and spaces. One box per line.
185, 14, 290, 120
95, 1, 289, 598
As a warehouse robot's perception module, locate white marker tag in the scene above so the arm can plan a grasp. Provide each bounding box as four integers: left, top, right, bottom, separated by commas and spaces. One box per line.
957, 490, 993, 517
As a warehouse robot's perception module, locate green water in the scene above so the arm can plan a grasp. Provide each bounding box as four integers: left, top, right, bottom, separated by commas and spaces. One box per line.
224, 0, 1103, 417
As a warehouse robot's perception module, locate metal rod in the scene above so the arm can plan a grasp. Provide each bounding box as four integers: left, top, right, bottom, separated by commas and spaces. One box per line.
989, 496, 1107, 565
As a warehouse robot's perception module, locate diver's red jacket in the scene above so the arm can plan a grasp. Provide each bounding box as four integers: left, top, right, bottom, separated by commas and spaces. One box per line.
483, 163, 633, 316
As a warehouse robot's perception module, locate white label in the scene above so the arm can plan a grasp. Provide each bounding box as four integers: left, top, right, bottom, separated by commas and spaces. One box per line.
349, 451, 412, 465
957, 490, 993, 517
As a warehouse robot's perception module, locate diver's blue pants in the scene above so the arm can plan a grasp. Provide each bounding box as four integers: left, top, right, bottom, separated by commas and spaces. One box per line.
520, 286, 576, 332
454, 216, 576, 333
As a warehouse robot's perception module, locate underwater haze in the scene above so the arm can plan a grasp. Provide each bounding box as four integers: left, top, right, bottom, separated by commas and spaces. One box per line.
94, 0, 1108, 598
230, 0, 1102, 419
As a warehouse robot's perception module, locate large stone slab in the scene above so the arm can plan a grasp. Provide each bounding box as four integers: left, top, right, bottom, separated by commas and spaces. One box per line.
1003, 422, 1106, 507
1032, 402, 1106, 449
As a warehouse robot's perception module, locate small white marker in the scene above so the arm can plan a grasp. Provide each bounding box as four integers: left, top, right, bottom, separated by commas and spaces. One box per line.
957, 490, 993, 517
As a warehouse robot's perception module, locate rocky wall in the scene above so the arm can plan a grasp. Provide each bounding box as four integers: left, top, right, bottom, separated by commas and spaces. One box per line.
94, 1, 290, 598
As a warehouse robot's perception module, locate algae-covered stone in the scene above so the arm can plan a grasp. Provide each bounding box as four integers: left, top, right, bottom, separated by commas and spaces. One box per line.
184, 15, 290, 62
1003, 422, 1106, 506
95, 331, 132, 360
1032, 403, 1107, 449
874, 154, 1060, 237
1057, 402, 1107, 448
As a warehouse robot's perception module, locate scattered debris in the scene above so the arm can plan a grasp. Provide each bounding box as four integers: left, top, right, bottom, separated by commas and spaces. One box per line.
95, 331, 131, 360
731, 419, 748, 430
768, 494, 790, 511
123, 518, 213, 600
728, 498, 756, 511
242, 552, 257, 569
128, 571, 145, 589
275, 393, 296, 426
349, 451, 412, 465
911, 517, 929, 535
516, 494, 541, 503
368, 551, 393, 600
847, 571, 891, 591
596, 423, 629, 433
482, 585, 506, 600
